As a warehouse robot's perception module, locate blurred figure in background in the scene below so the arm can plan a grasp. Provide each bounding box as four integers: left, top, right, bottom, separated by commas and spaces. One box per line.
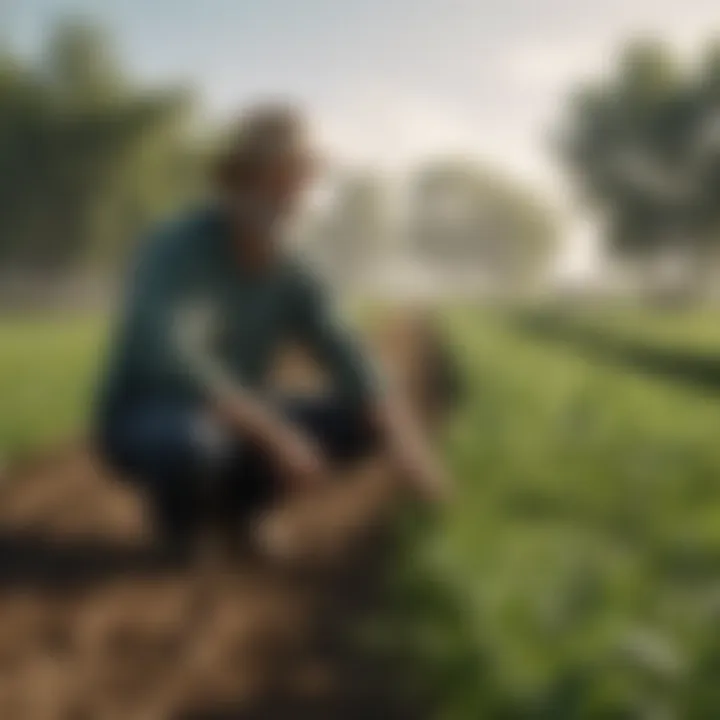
94, 103, 446, 561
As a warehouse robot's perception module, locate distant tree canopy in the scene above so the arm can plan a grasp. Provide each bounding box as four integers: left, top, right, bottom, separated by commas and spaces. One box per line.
0, 21, 196, 275
300, 162, 557, 290
409, 160, 559, 286
307, 172, 392, 284
0, 19, 559, 293
560, 38, 720, 282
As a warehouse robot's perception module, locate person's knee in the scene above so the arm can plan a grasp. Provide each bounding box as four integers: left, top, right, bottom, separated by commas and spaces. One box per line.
98, 404, 207, 481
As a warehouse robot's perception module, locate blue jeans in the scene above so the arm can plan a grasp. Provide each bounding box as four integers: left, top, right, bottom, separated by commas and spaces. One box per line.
96, 395, 376, 547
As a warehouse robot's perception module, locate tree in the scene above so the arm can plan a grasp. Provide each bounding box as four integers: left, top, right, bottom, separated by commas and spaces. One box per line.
307, 172, 392, 286
0, 20, 196, 276
408, 160, 558, 288
559, 38, 720, 291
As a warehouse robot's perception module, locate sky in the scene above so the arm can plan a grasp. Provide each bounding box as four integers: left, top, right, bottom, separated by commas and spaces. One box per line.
5, 0, 720, 273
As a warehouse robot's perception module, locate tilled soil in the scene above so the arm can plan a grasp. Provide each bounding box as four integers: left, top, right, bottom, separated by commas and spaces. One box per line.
0, 447, 411, 719
0, 324, 436, 720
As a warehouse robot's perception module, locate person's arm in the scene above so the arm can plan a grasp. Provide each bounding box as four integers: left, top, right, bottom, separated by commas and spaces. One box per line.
293, 271, 448, 502
368, 389, 449, 503
214, 390, 327, 488
172, 299, 327, 488
121, 236, 325, 487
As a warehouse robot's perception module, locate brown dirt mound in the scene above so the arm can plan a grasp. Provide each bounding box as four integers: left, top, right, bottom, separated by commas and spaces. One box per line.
0, 452, 409, 719
0, 320, 445, 719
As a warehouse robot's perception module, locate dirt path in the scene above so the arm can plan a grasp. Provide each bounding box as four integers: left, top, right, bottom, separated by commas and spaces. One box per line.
0, 321, 440, 719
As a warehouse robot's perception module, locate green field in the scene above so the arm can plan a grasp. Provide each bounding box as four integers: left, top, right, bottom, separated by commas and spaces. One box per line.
0, 315, 108, 462
384, 308, 720, 718
4, 307, 720, 717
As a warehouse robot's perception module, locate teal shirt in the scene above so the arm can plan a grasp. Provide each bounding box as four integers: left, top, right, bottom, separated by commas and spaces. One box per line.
99, 207, 377, 414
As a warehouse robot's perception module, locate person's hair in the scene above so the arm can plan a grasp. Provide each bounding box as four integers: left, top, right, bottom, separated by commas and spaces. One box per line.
214, 102, 307, 188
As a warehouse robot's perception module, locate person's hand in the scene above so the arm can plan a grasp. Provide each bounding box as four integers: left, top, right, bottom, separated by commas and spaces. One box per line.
272, 429, 328, 491
391, 439, 450, 504
369, 394, 451, 505
211, 392, 327, 492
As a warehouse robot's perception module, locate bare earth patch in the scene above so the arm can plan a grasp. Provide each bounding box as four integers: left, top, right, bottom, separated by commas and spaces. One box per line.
0, 321, 442, 719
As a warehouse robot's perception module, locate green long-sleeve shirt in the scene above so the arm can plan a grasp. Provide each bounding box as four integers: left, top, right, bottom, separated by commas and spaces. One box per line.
98, 207, 378, 415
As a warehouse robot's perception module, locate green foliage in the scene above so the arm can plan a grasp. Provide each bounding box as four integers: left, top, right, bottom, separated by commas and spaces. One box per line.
559, 38, 720, 274
383, 307, 720, 718
0, 20, 196, 274
409, 160, 558, 286
308, 172, 392, 283
0, 316, 106, 462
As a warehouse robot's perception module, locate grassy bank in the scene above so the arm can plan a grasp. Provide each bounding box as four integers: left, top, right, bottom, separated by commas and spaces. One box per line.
390, 308, 720, 717
0, 315, 108, 463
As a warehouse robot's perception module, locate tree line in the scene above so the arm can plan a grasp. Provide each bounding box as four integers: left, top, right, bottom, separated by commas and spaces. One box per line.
0, 21, 196, 277
0, 20, 559, 290
559, 37, 720, 293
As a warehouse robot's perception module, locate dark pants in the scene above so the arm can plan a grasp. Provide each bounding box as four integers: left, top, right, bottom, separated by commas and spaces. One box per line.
97, 396, 376, 550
